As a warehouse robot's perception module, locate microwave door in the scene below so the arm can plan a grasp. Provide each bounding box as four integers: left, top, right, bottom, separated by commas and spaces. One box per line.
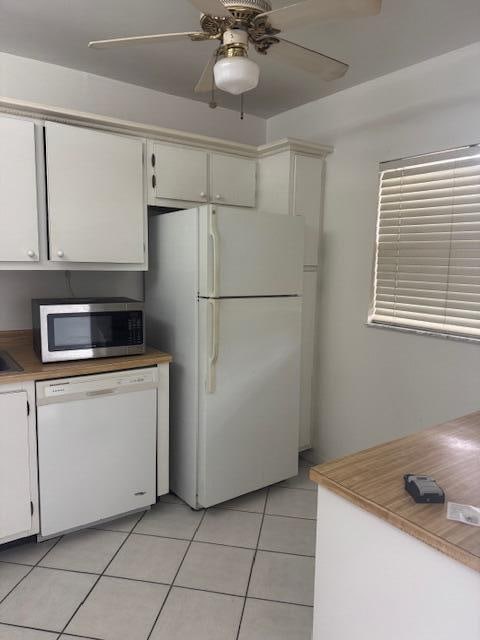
39, 307, 145, 363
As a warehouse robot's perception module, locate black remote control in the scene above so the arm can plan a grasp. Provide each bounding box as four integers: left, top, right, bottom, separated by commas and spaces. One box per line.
404, 474, 445, 504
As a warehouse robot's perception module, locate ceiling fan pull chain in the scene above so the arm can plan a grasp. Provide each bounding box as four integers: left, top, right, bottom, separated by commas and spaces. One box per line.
209, 73, 217, 109
240, 93, 244, 120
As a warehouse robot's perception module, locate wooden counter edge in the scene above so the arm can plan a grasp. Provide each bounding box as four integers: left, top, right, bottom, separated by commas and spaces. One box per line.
309, 467, 480, 574
0, 347, 172, 385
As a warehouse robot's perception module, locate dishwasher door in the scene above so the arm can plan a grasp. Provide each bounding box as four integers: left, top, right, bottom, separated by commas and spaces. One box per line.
37, 368, 158, 537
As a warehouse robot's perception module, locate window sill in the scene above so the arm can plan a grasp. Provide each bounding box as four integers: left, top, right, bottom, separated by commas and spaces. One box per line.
366, 321, 480, 346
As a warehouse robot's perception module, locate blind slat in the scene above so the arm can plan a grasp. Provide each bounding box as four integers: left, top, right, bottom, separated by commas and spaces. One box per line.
380, 203, 480, 218
381, 174, 480, 196
382, 155, 480, 178
381, 183, 480, 203
381, 195, 480, 212
372, 148, 480, 338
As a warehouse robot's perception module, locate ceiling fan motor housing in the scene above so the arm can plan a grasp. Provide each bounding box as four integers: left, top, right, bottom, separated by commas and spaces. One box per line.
221, 0, 272, 14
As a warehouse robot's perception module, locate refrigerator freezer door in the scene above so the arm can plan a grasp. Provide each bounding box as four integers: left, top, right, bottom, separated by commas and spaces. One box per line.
197, 296, 302, 507
198, 206, 304, 298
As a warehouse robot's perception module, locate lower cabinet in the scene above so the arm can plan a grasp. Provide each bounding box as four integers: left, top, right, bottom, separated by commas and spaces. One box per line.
0, 383, 39, 544
0, 362, 169, 546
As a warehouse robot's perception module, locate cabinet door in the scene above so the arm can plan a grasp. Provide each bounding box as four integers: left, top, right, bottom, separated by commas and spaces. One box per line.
46, 123, 145, 264
152, 143, 208, 203
211, 153, 256, 207
0, 391, 32, 540
257, 151, 291, 216
0, 117, 39, 262
293, 154, 324, 266
299, 271, 317, 450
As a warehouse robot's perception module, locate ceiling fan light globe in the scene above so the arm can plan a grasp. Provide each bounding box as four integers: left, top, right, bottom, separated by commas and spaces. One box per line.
213, 56, 260, 95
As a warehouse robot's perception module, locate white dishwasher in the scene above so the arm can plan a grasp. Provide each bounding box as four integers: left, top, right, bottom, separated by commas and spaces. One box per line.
36, 367, 158, 537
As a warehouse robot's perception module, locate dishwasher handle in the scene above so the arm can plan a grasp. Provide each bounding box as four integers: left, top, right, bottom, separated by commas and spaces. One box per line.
86, 389, 115, 398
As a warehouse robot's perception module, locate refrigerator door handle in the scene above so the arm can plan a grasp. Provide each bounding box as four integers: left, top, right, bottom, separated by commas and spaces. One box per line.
208, 207, 220, 298
206, 299, 220, 394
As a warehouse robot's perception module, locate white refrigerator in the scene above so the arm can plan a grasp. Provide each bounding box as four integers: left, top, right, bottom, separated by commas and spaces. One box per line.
146, 205, 304, 508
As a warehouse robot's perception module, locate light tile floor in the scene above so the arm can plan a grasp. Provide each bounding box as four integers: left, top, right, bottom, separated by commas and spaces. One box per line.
0, 458, 316, 640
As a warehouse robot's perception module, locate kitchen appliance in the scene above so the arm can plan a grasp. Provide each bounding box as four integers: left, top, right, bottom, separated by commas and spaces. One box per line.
146, 205, 303, 508
32, 297, 145, 363
36, 367, 158, 537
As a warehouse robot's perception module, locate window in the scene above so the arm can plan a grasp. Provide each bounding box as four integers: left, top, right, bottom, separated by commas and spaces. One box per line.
369, 145, 480, 340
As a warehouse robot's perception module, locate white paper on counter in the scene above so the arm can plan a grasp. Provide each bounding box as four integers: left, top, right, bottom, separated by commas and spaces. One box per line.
447, 502, 480, 527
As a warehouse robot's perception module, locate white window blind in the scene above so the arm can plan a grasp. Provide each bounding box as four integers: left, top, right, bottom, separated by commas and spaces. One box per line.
370, 145, 480, 339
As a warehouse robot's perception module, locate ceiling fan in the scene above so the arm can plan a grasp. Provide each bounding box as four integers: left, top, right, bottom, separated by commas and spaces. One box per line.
89, 0, 382, 101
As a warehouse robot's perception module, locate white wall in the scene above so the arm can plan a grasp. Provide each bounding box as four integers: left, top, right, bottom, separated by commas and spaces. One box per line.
0, 51, 266, 331
0, 271, 143, 330
268, 43, 480, 462
0, 52, 265, 145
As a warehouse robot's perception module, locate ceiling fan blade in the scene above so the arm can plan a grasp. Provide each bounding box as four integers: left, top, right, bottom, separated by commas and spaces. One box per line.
88, 31, 206, 49
186, 0, 232, 18
194, 54, 217, 93
267, 38, 348, 81
257, 0, 381, 32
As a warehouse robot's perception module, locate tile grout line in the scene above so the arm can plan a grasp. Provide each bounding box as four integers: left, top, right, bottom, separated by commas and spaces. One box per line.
170, 583, 315, 609
0, 534, 315, 589
0, 506, 316, 572
235, 486, 269, 640
1, 464, 314, 637
0, 534, 64, 610
0, 619, 101, 640
275, 483, 316, 492
145, 507, 207, 640
56, 510, 149, 637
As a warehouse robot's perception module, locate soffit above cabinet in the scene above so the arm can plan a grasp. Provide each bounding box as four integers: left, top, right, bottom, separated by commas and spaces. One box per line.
0, 97, 332, 159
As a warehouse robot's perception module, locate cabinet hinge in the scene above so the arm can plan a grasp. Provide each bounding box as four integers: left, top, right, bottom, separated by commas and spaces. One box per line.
30, 501, 34, 516
26, 400, 30, 416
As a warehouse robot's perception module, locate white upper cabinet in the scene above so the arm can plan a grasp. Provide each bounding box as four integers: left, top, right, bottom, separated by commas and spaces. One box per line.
46, 123, 145, 264
150, 143, 208, 205
0, 388, 38, 544
0, 116, 39, 263
257, 151, 291, 216
293, 155, 324, 266
210, 153, 256, 208
258, 150, 325, 266
148, 143, 256, 208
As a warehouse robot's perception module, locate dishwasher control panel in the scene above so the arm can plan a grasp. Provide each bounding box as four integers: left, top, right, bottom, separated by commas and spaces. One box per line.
37, 367, 158, 401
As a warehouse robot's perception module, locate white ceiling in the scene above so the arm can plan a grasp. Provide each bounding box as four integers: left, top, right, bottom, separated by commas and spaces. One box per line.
1, 0, 480, 118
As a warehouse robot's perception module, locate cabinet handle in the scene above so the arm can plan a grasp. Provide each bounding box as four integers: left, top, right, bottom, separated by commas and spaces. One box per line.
152, 175, 156, 189
200, 192, 207, 198
27, 250, 35, 258
57, 250, 64, 258
151, 153, 156, 168
215, 194, 222, 200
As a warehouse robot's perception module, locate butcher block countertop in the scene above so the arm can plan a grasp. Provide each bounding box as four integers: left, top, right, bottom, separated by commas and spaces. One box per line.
310, 412, 480, 573
0, 330, 172, 384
